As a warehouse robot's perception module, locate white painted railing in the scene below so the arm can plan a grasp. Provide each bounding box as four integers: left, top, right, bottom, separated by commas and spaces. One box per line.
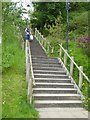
59, 43, 90, 88
35, 28, 54, 54
26, 40, 35, 104
35, 28, 90, 89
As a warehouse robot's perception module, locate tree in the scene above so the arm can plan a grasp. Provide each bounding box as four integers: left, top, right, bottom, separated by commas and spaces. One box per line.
2, 2, 28, 27
31, 2, 66, 33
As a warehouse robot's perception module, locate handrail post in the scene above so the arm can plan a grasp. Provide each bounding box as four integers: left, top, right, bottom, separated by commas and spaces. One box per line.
36, 28, 37, 38
79, 66, 83, 89
35, 28, 36, 37
70, 56, 74, 76
36, 29, 37, 38
47, 42, 50, 53
27, 78, 33, 104
27, 78, 30, 103
64, 50, 67, 66
39, 32, 41, 41
37, 31, 39, 40
37, 30, 39, 40
42, 35, 44, 45
51, 47, 54, 54
30, 78, 33, 104
38, 32, 39, 41
39, 33, 41, 43
60, 43, 62, 58
44, 38, 46, 48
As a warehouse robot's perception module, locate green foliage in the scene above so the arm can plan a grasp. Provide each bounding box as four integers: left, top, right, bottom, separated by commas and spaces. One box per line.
2, 3, 39, 118
31, 2, 66, 32
2, 2, 28, 27
45, 16, 64, 41
2, 70, 39, 118
2, 22, 22, 71
68, 11, 88, 34
2, 21, 39, 118
77, 35, 90, 51
31, 2, 90, 34
69, 2, 90, 12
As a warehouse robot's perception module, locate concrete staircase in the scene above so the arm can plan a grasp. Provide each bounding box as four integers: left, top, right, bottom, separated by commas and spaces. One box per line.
30, 37, 82, 109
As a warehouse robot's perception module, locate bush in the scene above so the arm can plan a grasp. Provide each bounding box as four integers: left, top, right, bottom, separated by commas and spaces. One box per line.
2, 21, 25, 73
77, 35, 90, 49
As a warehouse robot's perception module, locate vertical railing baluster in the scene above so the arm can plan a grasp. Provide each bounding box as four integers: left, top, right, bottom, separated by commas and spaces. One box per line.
64, 50, 67, 66
70, 56, 74, 76
39, 33, 42, 43
79, 66, 83, 89
60, 43, 62, 59
35, 28, 36, 37
42, 35, 44, 45
51, 47, 54, 54
47, 42, 50, 53
44, 38, 46, 49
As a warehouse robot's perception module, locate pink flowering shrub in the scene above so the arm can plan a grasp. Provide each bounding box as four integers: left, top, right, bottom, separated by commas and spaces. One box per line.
77, 35, 90, 48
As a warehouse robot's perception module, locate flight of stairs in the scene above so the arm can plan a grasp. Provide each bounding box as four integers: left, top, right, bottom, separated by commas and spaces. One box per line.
30, 37, 82, 109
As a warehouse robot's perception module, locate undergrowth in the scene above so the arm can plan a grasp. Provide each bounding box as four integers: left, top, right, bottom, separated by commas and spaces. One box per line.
2, 21, 39, 118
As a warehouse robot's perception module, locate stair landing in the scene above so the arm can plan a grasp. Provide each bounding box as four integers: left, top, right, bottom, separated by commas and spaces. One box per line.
37, 108, 88, 118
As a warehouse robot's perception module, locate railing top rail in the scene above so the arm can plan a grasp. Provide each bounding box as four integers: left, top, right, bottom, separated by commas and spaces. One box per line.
59, 44, 90, 83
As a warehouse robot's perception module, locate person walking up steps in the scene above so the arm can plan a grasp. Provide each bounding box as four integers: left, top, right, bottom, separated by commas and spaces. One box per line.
25, 28, 33, 42
25, 28, 30, 41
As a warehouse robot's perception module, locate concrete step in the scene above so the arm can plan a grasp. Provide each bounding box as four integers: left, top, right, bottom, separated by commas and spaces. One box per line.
34, 74, 69, 79
33, 94, 81, 100
32, 57, 58, 61
32, 62, 61, 65
30, 49, 47, 56
35, 78, 71, 83
34, 100, 82, 108
36, 108, 88, 118
32, 60, 59, 64
32, 63, 62, 68
33, 66, 64, 71
33, 88, 77, 94
31, 55, 48, 58
34, 83, 74, 88
33, 70, 66, 75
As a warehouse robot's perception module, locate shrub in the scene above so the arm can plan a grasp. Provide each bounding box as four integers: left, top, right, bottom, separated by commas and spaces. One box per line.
77, 35, 90, 49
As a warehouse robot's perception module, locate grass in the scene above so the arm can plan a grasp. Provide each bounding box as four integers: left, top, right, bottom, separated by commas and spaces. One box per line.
2, 21, 39, 118
2, 70, 38, 118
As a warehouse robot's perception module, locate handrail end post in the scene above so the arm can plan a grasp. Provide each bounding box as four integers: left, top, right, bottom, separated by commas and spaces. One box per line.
79, 66, 83, 89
